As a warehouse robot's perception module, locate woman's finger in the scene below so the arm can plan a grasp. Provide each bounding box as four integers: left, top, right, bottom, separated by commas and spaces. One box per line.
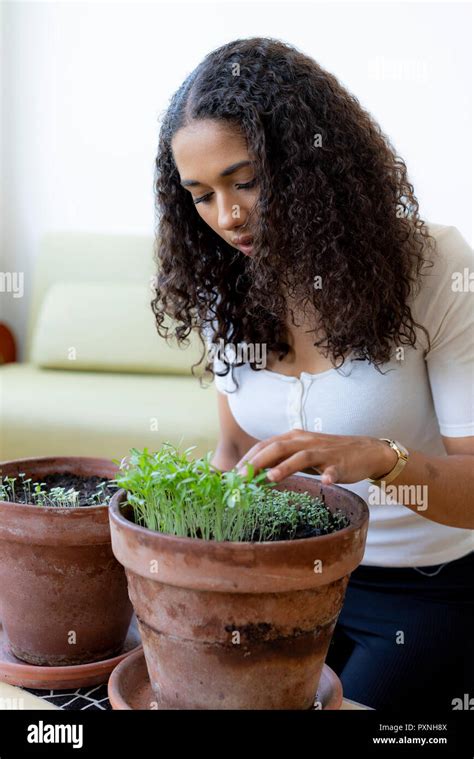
235, 430, 310, 469
320, 465, 339, 485
237, 438, 309, 474
266, 450, 325, 482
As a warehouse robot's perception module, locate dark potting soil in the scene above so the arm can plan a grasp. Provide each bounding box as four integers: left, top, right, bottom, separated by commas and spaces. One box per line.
190, 515, 348, 542
244, 522, 344, 541
128, 506, 347, 541
15, 474, 119, 507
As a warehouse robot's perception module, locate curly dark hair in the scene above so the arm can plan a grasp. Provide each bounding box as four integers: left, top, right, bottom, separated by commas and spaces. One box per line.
152, 36, 436, 387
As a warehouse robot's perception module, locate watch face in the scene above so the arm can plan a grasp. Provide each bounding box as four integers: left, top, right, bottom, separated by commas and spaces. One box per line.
393, 440, 409, 457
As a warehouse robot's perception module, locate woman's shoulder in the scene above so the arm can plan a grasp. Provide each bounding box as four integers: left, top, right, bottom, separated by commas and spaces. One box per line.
421, 220, 472, 277
410, 220, 472, 301
411, 220, 473, 352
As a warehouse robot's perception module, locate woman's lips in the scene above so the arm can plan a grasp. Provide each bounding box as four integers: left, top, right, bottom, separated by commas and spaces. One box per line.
237, 242, 254, 255
232, 236, 254, 254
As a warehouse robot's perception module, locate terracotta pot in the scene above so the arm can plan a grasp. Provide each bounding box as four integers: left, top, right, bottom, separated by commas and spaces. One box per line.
109, 474, 369, 709
0, 457, 133, 666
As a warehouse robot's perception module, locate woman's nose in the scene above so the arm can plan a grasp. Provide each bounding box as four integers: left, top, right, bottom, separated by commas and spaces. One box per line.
217, 199, 248, 231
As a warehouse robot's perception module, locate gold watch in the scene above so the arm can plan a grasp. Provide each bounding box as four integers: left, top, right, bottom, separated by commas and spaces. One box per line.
367, 439, 409, 487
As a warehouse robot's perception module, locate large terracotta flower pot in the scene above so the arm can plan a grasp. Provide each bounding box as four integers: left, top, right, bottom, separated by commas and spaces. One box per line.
109, 474, 369, 709
0, 457, 133, 666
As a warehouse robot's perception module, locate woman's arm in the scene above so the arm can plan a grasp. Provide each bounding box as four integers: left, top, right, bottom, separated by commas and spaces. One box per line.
211, 391, 260, 472
373, 434, 474, 530
235, 430, 474, 530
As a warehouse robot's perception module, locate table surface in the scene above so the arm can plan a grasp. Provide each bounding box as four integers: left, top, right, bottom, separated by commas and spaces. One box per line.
0, 680, 371, 710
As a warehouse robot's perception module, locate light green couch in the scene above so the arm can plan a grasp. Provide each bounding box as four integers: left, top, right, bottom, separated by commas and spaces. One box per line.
0, 232, 220, 461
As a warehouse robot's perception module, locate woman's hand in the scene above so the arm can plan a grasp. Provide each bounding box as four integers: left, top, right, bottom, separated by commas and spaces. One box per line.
235, 429, 398, 485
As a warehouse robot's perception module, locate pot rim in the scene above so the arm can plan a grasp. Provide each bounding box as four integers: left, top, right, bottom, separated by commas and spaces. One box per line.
0, 500, 107, 513
109, 477, 369, 549
0, 455, 119, 513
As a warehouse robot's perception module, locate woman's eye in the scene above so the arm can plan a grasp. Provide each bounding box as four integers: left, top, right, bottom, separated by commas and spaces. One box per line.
235, 179, 257, 190
193, 194, 212, 206
193, 179, 257, 206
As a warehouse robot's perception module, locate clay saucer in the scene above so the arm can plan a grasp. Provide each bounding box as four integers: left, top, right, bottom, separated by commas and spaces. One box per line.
108, 649, 343, 710
0, 616, 142, 690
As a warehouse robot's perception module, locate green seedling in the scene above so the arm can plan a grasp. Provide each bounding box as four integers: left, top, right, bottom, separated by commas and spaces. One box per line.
0, 473, 116, 508
111, 442, 349, 542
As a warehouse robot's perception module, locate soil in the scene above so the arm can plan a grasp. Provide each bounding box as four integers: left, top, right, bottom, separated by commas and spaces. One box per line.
123, 489, 350, 542
185, 512, 347, 542
13, 474, 119, 507
250, 522, 342, 542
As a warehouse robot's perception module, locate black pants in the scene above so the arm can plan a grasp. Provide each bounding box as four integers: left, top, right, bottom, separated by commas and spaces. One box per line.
325, 550, 474, 711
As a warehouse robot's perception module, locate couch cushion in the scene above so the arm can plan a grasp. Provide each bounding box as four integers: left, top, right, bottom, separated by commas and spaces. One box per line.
0, 363, 219, 461
25, 232, 156, 362
30, 282, 206, 375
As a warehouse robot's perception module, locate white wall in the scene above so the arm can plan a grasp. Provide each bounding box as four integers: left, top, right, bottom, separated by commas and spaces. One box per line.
1, 0, 472, 360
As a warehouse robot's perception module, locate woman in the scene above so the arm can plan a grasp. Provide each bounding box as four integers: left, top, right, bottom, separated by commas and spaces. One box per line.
152, 37, 473, 711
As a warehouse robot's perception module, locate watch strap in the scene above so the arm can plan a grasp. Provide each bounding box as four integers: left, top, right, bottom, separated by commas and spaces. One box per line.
368, 438, 409, 487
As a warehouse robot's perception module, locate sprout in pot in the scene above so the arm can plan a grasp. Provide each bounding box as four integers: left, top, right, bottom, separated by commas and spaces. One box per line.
0, 457, 132, 667
108, 443, 369, 710
0, 473, 119, 508
111, 443, 349, 541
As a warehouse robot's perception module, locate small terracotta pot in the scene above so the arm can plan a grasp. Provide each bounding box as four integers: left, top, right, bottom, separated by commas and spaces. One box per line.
0, 457, 133, 666
109, 475, 369, 709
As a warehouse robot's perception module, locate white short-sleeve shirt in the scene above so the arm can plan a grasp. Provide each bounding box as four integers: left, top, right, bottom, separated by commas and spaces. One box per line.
203, 222, 474, 567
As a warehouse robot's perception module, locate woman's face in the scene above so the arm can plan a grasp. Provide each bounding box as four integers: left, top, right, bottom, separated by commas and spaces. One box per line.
172, 119, 259, 257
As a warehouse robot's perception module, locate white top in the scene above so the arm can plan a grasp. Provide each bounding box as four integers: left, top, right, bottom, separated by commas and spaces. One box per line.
205, 222, 474, 567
